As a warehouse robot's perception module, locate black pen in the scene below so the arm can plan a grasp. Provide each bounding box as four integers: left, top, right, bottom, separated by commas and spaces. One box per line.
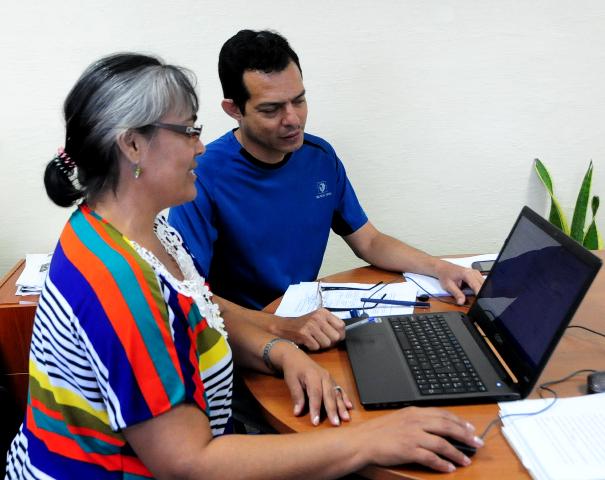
359, 297, 430, 308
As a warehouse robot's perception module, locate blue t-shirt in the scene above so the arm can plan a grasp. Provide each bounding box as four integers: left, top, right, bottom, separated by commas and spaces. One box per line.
169, 130, 368, 309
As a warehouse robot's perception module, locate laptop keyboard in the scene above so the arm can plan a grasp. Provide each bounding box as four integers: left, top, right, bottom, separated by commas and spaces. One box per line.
389, 314, 487, 396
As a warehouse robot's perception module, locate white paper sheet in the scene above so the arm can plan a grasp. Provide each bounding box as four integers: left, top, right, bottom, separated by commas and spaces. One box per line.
15, 253, 53, 295
499, 393, 605, 480
403, 253, 497, 296
276, 281, 417, 319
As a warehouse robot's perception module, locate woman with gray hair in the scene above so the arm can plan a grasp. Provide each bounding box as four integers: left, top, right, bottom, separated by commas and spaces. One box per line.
5, 53, 481, 479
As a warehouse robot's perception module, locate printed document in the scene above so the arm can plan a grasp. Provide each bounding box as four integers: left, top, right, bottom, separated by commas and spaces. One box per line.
15, 253, 53, 295
499, 392, 605, 480
276, 282, 417, 319
403, 253, 496, 296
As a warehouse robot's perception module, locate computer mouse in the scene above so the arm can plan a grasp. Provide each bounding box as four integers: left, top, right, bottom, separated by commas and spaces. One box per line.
587, 371, 605, 394
443, 436, 477, 457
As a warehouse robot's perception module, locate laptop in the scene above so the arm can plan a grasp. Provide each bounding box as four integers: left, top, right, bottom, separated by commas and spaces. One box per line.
346, 206, 602, 409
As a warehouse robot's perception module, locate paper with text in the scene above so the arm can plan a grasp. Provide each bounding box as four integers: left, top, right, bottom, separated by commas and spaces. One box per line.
15, 253, 53, 295
276, 282, 417, 319
499, 393, 605, 480
403, 253, 496, 296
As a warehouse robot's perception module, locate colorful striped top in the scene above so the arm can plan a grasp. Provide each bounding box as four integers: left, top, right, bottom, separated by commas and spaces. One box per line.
6, 206, 233, 479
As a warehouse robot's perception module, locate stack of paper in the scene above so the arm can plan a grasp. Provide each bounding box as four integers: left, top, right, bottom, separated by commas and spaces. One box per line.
403, 253, 497, 296
499, 393, 605, 480
15, 253, 53, 295
276, 281, 418, 319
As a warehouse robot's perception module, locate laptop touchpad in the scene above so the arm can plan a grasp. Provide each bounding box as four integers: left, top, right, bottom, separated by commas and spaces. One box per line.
347, 332, 414, 404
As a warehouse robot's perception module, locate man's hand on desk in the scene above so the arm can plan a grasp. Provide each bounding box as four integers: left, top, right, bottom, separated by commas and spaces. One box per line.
277, 309, 345, 350
269, 340, 353, 426
213, 295, 343, 350
434, 261, 484, 305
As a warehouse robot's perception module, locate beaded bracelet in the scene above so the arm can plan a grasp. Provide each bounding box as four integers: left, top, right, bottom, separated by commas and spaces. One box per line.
262, 338, 299, 374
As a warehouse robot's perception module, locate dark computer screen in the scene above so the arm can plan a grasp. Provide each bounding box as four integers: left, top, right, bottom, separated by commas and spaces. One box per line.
473, 215, 595, 369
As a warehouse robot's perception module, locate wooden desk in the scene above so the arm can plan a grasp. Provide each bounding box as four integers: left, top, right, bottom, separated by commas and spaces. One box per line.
0, 260, 37, 422
244, 256, 605, 480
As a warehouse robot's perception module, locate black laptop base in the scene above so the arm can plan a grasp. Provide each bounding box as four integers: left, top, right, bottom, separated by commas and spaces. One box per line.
346, 312, 521, 410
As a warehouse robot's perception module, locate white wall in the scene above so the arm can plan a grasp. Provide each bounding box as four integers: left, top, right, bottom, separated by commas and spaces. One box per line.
1, 1, 604, 278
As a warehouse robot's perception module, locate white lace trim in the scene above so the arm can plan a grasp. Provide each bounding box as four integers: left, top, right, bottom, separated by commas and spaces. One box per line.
128, 216, 227, 339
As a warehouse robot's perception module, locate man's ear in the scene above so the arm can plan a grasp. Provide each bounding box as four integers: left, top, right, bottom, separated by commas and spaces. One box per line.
221, 99, 243, 121
116, 129, 142, 164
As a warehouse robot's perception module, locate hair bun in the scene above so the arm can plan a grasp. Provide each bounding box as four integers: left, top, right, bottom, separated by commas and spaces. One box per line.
44, 148, 82, 207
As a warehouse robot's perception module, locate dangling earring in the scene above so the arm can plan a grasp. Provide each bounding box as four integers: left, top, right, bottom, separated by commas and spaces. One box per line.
133, 164, 142, 179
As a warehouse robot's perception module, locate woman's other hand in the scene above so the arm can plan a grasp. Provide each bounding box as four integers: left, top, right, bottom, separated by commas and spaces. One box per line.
271, 343, 353, 426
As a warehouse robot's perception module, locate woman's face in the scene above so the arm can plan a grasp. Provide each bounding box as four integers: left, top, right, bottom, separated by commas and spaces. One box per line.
137, 111, 204, 210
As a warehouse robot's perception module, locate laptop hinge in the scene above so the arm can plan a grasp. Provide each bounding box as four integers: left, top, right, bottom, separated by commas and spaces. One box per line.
465, 317, 518, 384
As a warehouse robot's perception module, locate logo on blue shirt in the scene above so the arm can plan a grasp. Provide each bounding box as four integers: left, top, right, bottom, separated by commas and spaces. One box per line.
316, 181, 332, 199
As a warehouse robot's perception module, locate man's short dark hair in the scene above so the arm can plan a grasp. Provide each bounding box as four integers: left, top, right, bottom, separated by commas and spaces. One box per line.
218, 29, 302, 113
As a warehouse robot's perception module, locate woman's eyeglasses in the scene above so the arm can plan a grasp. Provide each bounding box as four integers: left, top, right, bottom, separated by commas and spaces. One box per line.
316, 281, 388, 315
316, 280, 429, 317
150, 122, 203, 138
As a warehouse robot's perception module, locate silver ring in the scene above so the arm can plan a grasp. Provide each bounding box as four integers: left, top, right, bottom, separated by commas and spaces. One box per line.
334, 385, 343, 394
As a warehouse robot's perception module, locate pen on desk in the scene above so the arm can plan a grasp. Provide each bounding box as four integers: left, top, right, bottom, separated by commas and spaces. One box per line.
359, 298, 431, 308
345, 317, 382, 331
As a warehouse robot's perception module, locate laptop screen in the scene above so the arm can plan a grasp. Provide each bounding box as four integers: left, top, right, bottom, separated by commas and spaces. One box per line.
469, 207, 601, 393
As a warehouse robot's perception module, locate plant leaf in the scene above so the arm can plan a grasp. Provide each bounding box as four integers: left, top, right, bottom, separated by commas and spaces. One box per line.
570, 161, 593, 242
534, 159, 570, 234
583, 196, 603, 249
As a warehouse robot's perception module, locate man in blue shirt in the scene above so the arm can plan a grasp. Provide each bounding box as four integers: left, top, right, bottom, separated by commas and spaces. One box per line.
169, 30, 484, 351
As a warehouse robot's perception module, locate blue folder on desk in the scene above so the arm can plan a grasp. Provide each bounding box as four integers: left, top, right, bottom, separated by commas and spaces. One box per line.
346, 206, 602, 408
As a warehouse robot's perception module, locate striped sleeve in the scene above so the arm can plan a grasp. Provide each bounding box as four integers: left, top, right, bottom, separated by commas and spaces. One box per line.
6, 206, 233, 479
55, 207, 196, 429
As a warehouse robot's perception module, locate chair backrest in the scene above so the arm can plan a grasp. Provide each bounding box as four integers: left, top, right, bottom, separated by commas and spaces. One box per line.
0, 303, 36, 471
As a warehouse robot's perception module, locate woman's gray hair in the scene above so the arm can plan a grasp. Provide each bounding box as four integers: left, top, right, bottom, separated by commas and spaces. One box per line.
45, 53, 199, 207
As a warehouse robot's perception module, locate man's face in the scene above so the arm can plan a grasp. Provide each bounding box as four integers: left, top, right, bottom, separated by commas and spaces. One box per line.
237, 61, 307, 163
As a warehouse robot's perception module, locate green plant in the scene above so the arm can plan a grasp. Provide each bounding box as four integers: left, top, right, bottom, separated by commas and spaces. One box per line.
534, 158, 602, 249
